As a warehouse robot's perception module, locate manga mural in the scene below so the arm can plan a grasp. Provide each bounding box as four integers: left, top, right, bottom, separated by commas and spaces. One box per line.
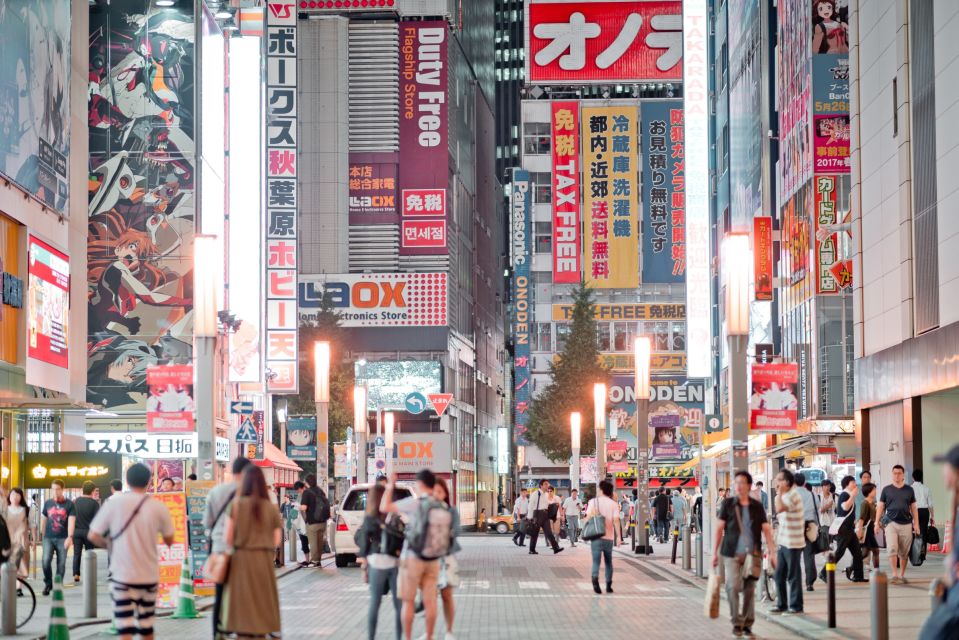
87, 1, 195, 409
0, 1, 71, 212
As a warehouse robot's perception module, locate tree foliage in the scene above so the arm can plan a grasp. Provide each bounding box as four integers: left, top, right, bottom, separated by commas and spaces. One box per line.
526, 283, 610, 462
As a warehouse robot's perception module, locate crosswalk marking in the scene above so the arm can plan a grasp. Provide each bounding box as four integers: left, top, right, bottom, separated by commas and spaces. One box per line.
518, 581, 550, 590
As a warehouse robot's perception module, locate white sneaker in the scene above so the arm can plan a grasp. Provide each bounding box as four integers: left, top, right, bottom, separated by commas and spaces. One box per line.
445, 634, 457, 640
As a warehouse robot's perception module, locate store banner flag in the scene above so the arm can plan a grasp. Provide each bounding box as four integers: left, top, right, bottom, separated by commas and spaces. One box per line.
333, 443, 349, 478
184, 481, 216, 596
641, 100, 685, 283
607, 440, 629, 473
287, 416, 317, 460
749, 362, 799, 433
811, 54, 849, 175
511, 169, 532, 446
551, 101, 581, 283
580, 456, 598, 485
146, 365, 195, 433
155, 492, 188, 608
814, 175, 849, 294
754, 216, 773, 301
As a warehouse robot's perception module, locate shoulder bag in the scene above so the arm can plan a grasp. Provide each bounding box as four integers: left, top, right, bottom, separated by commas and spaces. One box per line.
102, 495, 149, 550
580, 500, 607, 542
732, 502, 761, 580
811, 493, 831, 553
202, 493, 236, 584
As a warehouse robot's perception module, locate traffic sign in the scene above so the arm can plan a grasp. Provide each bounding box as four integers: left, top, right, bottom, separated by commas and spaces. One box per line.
374, 436, 385, 447
427, 393, 454, 416
404, 392, 428, 415
236, 416, 258, 443
705, 414, 723, 433
230, 401, 253, 415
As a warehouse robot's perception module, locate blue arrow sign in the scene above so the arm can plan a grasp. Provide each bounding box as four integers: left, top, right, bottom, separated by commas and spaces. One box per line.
236, 416, 258, 443
404, 391, 428, 415
230, 401, 253, 415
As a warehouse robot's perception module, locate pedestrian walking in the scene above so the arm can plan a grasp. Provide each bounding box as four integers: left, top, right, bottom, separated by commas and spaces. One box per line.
562, 489, 582, 547
381, 470, 453, 640
41, 479, 75, 596
671, 489, 688, 531
357, 483, 402, 640
919, 444, 959, 639
546, 487, 561, 538
772, 469, 806, 614
855, 470, 872, 518
526, 480, 563, 555
585, 480, 620, 594
203, 457, 253, 637
512, 489, 529, 547
754, 481, 769, 513
299, 473, 331, 567
693, 490, 703, 532
712, 471, 777, 638
822, 475, 866, 583
874, 464, 920, 584
858, 482, 881, 576
794, 473, 820, 592
221, 465, 282, 638
288, 481, 310, 558
476, 508, 487, 533
434, 478, 460, 640
653, 488, 671, 543
88, 463, 175, 640
819, 481, 837, 531
6, 488, 29, 579
72, 481, 100, 584
912, 468, 934, 543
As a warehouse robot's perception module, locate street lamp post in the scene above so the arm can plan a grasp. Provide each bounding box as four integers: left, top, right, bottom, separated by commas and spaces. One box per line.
314, 341, 331, 493
634, 336, 651, 554
384, 412, 395, 477
593, 383, 607, 488
275, 398, 289, 453
353, 386, 368, 484
194, 234, 219, 481
725, 234, 751, 475
570, 412, 581, 492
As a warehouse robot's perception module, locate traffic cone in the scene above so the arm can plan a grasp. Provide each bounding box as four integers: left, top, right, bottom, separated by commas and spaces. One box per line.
47, 575, 69, 640
169, 552, 201, 619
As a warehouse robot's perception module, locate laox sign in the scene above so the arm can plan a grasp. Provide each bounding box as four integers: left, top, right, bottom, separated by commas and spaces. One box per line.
320, 281, 406, 309
398, 441, 433, 459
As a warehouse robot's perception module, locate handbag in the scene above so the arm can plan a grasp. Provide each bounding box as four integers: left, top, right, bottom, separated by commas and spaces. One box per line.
704, 571, 722, 619
909, 534, 926, 566
732, 502, 762, 580
581, 500, 607, 541
925, 525, 941, 546
203, 494, 237, 584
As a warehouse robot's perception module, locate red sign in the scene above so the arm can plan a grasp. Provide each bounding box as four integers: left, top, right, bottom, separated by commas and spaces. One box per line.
428, 393, 454, 416
349, 153, 398, 225
754, 217, 773, 301
402, 189, 446, 217
26, 235, 69, 369
749, 362, 799, 433
837, 457, 856, 465
146, 365, 195, 433
551, 101, 581, 283
829, 260, 853, 290
526, 1, 683, 84
401, 220, 447, 249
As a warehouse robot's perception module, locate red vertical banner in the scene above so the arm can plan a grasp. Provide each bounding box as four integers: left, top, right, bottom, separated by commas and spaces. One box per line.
753, 216, 773, 301
551, 101, 580, 283
749, 362, 799, 433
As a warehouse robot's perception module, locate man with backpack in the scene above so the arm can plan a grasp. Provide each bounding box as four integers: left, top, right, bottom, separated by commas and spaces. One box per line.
299, 473, 331, 567
381, 469, 453, 640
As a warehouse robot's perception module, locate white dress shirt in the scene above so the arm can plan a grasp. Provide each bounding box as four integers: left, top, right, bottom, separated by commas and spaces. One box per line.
912, 481, 932, 509
513, 496, 529, 518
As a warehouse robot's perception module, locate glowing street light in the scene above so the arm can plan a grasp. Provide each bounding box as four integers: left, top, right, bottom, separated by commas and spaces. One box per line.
593, 383, 607, 484
314, 341, 331, 491
570, 412, 581, 491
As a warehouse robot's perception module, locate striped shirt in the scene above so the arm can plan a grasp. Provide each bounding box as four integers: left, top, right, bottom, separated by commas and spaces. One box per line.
776, 487, 807, 549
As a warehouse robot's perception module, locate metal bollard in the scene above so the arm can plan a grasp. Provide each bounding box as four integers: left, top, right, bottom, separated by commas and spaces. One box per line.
1, 560, 16, 634
84, 548, 98, 618
930, 577, 945, 612
871, 570, 889, 640
695, 532, 705, 578
288, 527, 298, 565
671, 526, 680, 564
682, 525, 691, 570
826, 552, 836, 628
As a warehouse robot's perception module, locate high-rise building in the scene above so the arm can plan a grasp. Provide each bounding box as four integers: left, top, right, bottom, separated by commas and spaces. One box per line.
495, 0, 524, 181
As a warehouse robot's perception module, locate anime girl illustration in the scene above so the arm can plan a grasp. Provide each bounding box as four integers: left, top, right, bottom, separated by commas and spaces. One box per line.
812, 0, 848, 54
86, 334, 159, 408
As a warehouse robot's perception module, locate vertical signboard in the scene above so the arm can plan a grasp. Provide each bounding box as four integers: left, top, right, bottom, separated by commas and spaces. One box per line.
265, 1, 299, 393
641, 100, 685, 284
582, 106, 639, 289
813, 175, 851, 293
811, 52, 849, 175
511, 169, 532, 446
551, 101, 581, 283
287, 416, 317, 460
753, 217, 773, 301
349, 153, 399, 225
185, 480, 216, 597
146, 364, 195, 433
25, 235, 70, 394
399, 21, 449, 256
749, 362, 799, 432
683, 0, 710, 378
155, 492, 188, 609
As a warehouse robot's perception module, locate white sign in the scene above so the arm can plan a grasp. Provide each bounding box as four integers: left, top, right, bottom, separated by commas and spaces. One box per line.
215, 436, 231, 462
392, 432, 452, 475
85, 432, 198, 459
299, 272, 448, 327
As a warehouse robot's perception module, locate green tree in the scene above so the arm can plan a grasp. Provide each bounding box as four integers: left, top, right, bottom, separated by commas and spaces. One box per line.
526, 282, 610, 462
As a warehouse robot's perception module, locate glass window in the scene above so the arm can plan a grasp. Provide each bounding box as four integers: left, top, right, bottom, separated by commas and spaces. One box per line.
652, 322, 670, 351
556, 323, 571, 351
535, 234, 552, 254
535, 323, 552, 351
597, 323, 611, 351
531, 172, 551, 203
523, 122, 551, 155
613, 322, 630, 351
671, 322, 686, 352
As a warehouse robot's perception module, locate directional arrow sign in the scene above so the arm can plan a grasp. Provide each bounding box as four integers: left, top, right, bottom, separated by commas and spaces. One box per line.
428, 393, 454, 417
230, 401, 253, 415
404, 392, 428, 415
236, 416, 258, 443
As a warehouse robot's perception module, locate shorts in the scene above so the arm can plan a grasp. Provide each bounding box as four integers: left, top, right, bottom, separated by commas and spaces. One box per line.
886, 521, 913, 559
398, 556, 439, 602
111, 582, 158, 637
439, 555, 459, 590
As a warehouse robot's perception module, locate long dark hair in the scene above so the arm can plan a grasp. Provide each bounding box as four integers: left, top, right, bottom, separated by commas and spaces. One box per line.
7, 488, 28, 520
366, 484, 386, 519
435, 478, 452, 507
239, 465, 269, 524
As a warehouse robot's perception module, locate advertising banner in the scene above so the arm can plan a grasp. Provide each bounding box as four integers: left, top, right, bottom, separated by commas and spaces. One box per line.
641, 100, 685, 283
145, 365, 195, 433
754, 217, 773, 301
185, 481, 216, 596
599, 352, 687, 372
512, 169, 532, 445
550, 101, 581, 283
299, 272, 448, 327
287, 416, 317, 460
552, 302, 685, 322
749, 362, 799, 433
349, 153, 399, 225
582, 106, 639, 289
85, 432, 197, 459
813, 175, 850, 293
393, 432, 452, 474
22, 452, 120, 490
580, 456, 598, 485
333, 443, 349, 478
399, 20, 448, 256
525, 1, 683, 84
264, 1, 299, 393
155, 492, 188, 609
354, 360, 443, 411
25, 235, 69, 392
607, 440, 629, 473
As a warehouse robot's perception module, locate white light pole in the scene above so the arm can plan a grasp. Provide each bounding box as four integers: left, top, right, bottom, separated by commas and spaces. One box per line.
275, 398, 289, 453
724, 234, 751, 475
194, 234, 219, 481
634, 336, 652, 554
353, 385, 368, 484
593, 383, 607, 488
314, 341, 331, 493
384, 411, 395, 477
570, 412, 581, 492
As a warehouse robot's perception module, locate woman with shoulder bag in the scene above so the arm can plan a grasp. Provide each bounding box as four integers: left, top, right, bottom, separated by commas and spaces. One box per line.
357, 483, 402, 640
583, 480, 621, 595
712, 471, 777, 638
434, 478, 460, 640
858, 483, 881, 576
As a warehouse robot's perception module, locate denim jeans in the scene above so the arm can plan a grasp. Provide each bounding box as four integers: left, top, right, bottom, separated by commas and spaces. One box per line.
367, 566, 401, 640
73, 535, 95, 579
42, 537, 67, 589
723, 555, 757, 630
774, 546, 803, 611
566, 516, 579, 544
590, 538, 614, 585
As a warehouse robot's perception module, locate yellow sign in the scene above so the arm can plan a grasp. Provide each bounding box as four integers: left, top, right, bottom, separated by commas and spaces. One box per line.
31, 465, 110, 480
552, 303, 685, 322
582, 106, 639, 289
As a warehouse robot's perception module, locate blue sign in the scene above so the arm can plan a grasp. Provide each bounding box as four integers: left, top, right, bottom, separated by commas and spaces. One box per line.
287, 416, 317, 460
230, 401, 253, 415
404, 392, 428, 415
236, 417, 258, 443
641, 100, 685, 284
511, 168, 532, 446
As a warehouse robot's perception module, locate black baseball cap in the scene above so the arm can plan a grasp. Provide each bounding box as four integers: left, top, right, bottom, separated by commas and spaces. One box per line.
933, 444, 959, 468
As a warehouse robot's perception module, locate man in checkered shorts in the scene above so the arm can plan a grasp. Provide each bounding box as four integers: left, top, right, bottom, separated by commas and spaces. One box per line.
89, 463, 174, 639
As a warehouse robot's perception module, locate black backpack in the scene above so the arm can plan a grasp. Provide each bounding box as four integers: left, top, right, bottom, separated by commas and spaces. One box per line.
0, 516, 11, 559
312, 488, 331, 523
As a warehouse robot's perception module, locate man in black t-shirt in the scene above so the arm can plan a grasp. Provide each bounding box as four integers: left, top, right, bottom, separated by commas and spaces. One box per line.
875, 464, 920, 583
41, 479, 76, 595
72, 481, 100, 584
298, 474, 330, 566
653, 489, 671, 543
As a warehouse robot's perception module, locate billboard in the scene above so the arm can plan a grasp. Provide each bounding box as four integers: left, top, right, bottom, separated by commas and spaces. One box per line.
0, 0, 71, 213
25, 236, 69, 393
582, 106, 639, 289
813, 175, 851, 293
552, 302, 685, 321
641, 100, 685, 284
812, 53, 849, 174
349, 153, 399, 225
287, 416, 317, 461
86, 432, 198, 459
394, 432, 452, 474
145, 364, 195, 433
525, 1, 683, 84
512, 169, 532, 446
749, 362, 799, 433
754, 217, 773, 301
354, 360, 443, 411
87, 0, 196, 410
551, 102, 581, 283
399, 21, 448, 256
298, 272, 448, 327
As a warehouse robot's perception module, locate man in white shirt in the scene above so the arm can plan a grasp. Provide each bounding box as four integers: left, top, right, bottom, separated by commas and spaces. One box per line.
527, 480, 563, 555
773, 469, 807, 614
912, 468, 934, 543
562, 489, 583, 547
512, 489, 529, 547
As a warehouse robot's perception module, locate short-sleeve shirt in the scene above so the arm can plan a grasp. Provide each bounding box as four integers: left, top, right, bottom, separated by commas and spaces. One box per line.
879, 484, 916, 524
835, 491, 856, 535
912, 481, 931, 509
653, 494, 670, 519
776, 488, 806, 549
588, 496, 620, 541
89, 493, 174, 587
562, 497, 581, 517
42, 499, 75, 539
73, 496, 100, 536
718, 497, 767, 558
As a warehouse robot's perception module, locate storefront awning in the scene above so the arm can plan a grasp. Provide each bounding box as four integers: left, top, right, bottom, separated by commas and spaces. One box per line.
755, 435, 813, 461
253, 442, 303, 473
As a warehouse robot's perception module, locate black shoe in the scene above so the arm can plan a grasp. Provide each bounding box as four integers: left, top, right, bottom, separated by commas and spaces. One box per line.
553, 547, 564, 554
415, 599, 425, 614
528, 550, 539, 555
605, 583, 613, 593
298, 561, 311, 567
769, 607, 786, 615
845, 566, 853, 581
819, 570, 827, 584
786, 609, 804, 615
851, 578, 869, 583
592, 578, 602, 594
806, 584, 814, 592
16, 589, 22, 597
42, 587, 51, 596
741, 628, 754, 637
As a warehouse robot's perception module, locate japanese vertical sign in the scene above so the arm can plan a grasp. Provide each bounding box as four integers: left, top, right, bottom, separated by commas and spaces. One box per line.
641, 101, 685, 284
582, 106, 639, 289
287, 416, 317, 460
348, 153, 399, 225
511, 169, 532, 446
749, 363, 799, 433
185, 481, 216, 597
145, 365, 195, 433
265, 2, 298, 393
551, 102, 581, 283
399, 21, 448, 255
812, 55, 849, 174
155, 492, 187, 609
754, 217, 773, 301
814, 175, 851, 293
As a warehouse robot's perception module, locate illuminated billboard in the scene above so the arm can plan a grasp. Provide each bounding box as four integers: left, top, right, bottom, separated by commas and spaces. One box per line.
354, 360, 443, 411
25, 235, 70, 394
299, 273, 448, 327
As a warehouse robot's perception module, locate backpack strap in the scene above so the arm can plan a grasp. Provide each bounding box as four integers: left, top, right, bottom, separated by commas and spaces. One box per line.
110, 496, 150, 542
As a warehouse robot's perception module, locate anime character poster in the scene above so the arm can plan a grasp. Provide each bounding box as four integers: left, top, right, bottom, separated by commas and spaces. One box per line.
749, 363, 799, 432
606, 440, 629, 474
87, 1, 196, 409
0, 0, 71, 212
811, 0, 848, 55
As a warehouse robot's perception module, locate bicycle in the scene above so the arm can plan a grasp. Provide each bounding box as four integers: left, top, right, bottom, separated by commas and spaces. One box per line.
15, 577, 37, 629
